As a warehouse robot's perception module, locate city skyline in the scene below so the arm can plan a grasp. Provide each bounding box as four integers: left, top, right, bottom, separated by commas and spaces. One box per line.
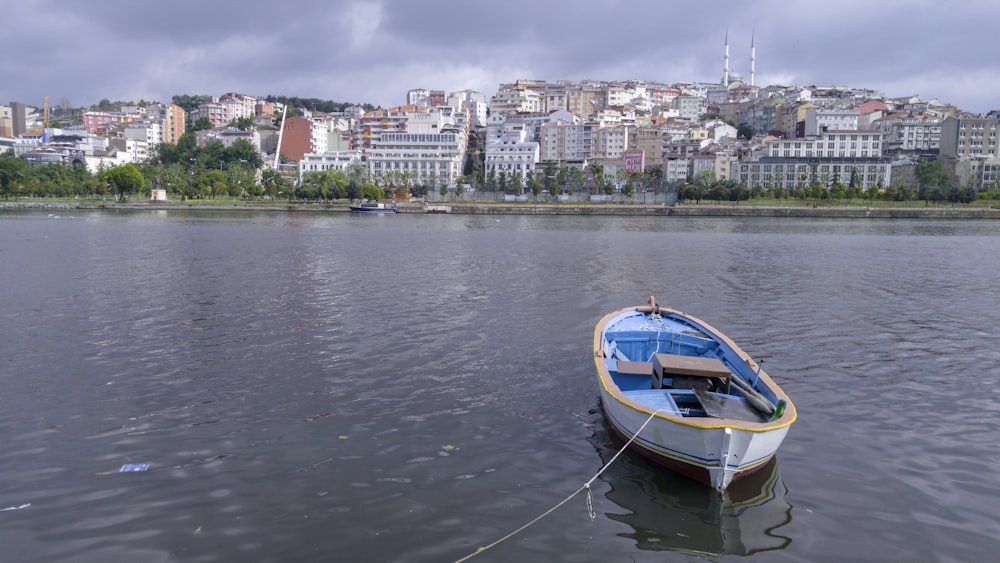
2, 1, 998, 114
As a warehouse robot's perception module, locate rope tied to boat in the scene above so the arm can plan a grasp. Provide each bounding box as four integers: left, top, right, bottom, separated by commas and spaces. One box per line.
455, 409, 662, 562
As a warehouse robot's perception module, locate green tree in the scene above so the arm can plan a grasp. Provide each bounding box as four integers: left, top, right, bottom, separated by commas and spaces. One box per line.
485, 169, 497, 193
261, 168, 287, 200
101, 164, 145, 200
531, 177, 543, 200
691, 170, 715, 204
914, 159, 948, 198
511, 171, 524, 196
0, 155, 28, 200
229, 116, 254, 130
192, 117, 213, 131
361, 182, 383, 201
567, 167, 585, 196
729, 180, 748, 205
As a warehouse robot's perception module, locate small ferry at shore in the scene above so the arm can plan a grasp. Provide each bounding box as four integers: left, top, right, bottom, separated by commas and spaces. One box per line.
349, 202, 398, 214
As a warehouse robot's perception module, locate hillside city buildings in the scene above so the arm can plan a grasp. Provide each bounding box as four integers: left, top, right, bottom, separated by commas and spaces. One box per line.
2, 34, 999, 195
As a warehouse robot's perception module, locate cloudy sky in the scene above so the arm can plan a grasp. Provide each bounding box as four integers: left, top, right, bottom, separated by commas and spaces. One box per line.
3, 0, 998, 114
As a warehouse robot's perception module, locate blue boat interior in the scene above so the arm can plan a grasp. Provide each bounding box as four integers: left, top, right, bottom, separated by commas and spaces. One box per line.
601, 309, 780, 422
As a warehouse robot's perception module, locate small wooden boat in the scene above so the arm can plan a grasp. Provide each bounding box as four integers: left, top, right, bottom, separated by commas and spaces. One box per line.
594, 297, 796, 492
349, 202, 397, 214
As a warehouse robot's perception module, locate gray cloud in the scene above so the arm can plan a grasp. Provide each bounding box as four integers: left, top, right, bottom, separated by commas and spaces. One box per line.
2, 0, 997, 113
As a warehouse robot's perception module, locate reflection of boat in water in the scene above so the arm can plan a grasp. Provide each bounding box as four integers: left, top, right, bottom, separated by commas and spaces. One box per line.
590, 415, 793, 555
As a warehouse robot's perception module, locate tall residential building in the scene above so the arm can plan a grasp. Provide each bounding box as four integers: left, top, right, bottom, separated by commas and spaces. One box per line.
539, 121, 597, 163
631, 127, 668, 168
595, 126, 629, 161
939, 112, 1000, 189
147, 103, 186, 145
9, 102, 27, 137
278, 116, 326, 162
939, 112, 1000, 160
0, 105, 12, 138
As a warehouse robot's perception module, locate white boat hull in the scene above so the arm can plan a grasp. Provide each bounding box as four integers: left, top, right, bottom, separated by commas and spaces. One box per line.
599, 386, 790, 491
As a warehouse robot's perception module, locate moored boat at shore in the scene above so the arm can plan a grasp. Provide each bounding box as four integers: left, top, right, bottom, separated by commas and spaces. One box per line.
349, 202, 398, 214
594, 297, 796, 492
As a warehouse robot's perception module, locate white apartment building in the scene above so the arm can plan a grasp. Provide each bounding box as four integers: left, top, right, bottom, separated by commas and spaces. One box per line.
539, 121, 597, 163
124, 120, 163, 147
484, 127, 540, 184
309, 117, 328, 155
447, 90, 488, 128
366, 111, 468, 187
219, 93, 257, 120
872, 113, 942, 153
673, 95, 708, 120
664, 157, 690, 184
738, 131, 891, 191
490, 86, 543, 115
803, 107, 861, 136
407, 89, 430, 106
606, 86, 629, 108
298, 150, 363, 181
766, 131, 884, 159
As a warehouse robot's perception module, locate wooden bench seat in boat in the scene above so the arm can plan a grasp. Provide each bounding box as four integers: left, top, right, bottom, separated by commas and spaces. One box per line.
652, 353, 732, 392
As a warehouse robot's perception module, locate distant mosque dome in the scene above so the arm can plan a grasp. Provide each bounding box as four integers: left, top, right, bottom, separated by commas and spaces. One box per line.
723, 71, 745, 87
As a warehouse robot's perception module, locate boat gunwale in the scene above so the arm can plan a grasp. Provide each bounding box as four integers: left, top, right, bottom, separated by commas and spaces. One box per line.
594, 304, 797, 433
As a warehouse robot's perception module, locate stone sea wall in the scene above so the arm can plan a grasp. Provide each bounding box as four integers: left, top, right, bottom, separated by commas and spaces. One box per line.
4, 201, 998, 219
435, 203, 1000, 219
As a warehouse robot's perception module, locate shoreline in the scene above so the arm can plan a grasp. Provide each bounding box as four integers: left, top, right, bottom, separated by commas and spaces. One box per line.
3, 200, 998, 219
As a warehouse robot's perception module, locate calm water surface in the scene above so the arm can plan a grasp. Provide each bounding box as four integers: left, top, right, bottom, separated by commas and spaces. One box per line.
1, 210, 998, 562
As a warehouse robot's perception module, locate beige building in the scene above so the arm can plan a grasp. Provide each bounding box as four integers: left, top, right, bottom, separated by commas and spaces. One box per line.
632, 127, 668, 168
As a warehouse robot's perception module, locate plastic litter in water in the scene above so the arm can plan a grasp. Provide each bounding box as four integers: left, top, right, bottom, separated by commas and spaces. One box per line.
1, 504, 30, 512
119, 463, 150, 473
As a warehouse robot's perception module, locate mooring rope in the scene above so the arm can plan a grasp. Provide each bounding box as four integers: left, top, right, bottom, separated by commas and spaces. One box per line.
454, 409, 661, 562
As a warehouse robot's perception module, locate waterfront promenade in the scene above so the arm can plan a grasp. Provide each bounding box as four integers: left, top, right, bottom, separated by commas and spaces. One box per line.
3, 200, 999, 219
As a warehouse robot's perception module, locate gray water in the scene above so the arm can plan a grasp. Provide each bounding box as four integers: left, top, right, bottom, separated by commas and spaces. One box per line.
1, 210, 998, 562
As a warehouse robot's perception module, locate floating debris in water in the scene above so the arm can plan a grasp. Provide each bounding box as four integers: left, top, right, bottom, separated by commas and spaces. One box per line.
0, 504, 30, 512
119, 463, 149, 472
